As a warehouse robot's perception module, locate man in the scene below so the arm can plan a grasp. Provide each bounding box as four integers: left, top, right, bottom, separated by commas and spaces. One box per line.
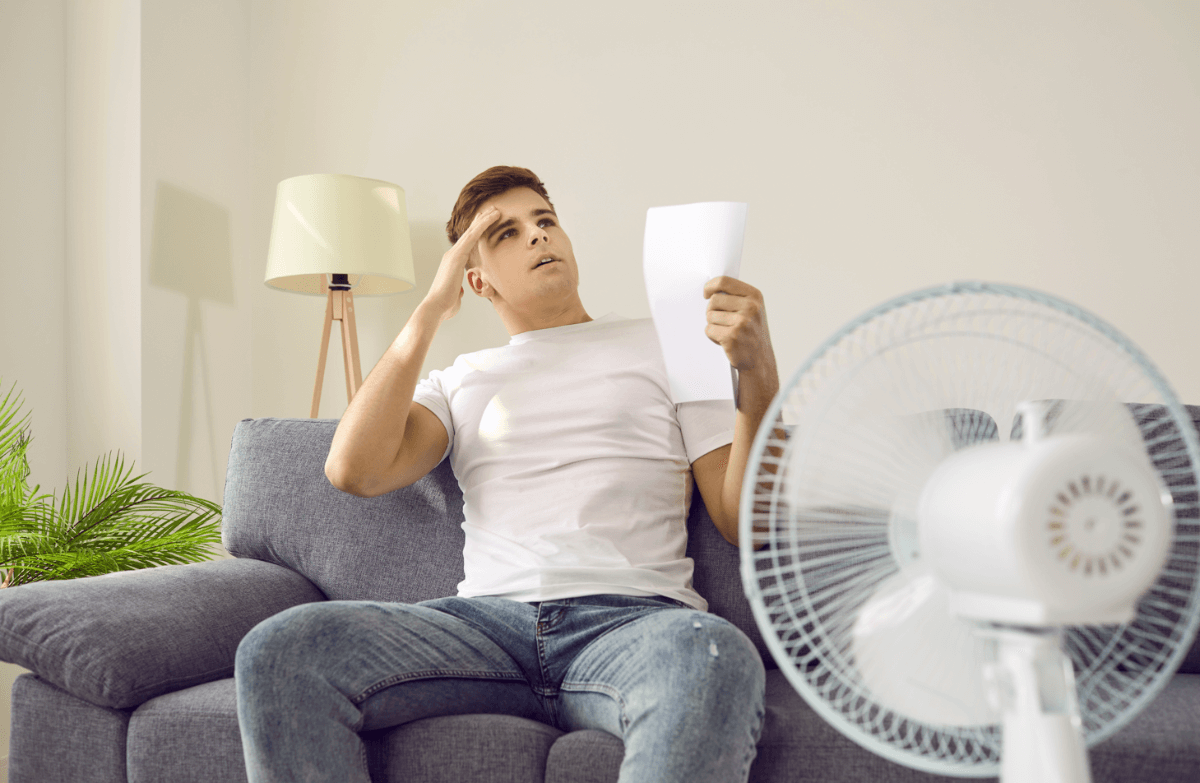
235, 166, 779, 782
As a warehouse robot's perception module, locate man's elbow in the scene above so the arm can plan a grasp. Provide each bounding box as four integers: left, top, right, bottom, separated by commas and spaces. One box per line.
714, 511, 770, 551
713, 509, 741, 547
325, 457, 369, 497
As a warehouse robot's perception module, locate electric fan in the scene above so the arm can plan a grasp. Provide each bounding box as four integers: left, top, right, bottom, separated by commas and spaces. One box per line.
740, 281, 1200, 781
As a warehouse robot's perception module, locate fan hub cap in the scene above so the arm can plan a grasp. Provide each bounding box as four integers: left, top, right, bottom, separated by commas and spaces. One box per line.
1054, 494, 1125, 558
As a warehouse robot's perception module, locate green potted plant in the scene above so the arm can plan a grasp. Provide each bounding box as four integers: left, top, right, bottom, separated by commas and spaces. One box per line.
0, 380, 223, 587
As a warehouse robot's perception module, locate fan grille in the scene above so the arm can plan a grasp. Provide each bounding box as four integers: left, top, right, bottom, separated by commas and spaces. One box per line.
741, 283, 1200, 776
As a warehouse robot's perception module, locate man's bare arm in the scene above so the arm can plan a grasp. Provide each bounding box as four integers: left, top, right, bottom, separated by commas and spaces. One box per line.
324, 206, 500, 496
692, 277, 780, 546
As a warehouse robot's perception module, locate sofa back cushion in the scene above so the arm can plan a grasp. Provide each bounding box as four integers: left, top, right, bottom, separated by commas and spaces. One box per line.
221, 417, 772, 662
223, 418, 467, 603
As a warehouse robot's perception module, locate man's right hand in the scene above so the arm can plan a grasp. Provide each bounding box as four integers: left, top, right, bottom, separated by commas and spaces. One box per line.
423, 206, 501, 322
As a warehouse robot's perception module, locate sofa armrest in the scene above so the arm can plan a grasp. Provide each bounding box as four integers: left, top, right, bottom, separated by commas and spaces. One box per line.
0, 557, 325, 709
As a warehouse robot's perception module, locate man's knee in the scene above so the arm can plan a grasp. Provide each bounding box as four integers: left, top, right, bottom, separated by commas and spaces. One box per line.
236, 601, 389, 682
236, 601, 324, 681
637, 612, 765, 707
686, 616, 764, 695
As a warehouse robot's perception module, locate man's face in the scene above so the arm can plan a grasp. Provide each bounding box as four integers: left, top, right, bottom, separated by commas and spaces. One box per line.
467, 187, 580, 310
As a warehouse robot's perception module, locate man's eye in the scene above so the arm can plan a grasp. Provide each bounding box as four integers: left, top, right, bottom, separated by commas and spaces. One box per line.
499, 229, 516, 240
539, 219, 555, 228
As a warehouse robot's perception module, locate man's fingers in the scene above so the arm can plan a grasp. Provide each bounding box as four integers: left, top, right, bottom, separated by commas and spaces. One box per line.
462, 206, 501, 243
440, 207, 501, 280
706, 309, 740, 327
703, 275, 754, 299
706, 292, 740, 312
705, 322, 738, 346
706, 291, 762, 317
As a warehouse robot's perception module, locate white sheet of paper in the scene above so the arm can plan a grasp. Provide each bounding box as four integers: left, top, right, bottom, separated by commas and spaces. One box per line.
643, 201, 747, 403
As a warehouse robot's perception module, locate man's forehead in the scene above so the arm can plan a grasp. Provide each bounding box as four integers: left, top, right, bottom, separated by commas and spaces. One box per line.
482, 187, 554, 215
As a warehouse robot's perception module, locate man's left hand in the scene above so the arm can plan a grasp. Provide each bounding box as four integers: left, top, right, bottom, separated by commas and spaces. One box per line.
703, 276, 776, 376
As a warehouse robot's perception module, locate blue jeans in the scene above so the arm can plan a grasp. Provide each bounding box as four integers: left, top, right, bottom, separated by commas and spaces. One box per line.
235, 594, 766, 782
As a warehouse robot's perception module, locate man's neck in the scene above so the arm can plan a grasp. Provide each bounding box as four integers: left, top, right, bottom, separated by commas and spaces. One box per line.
497, 298, 593, 337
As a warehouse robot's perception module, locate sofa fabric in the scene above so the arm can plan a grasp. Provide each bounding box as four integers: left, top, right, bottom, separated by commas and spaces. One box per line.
126, 679, 249, 783
222, 417, 468, 604
2, 410, 1199, 782
8, 674, 131, 783
367, 714, 562, 783
0, 556, 324, 708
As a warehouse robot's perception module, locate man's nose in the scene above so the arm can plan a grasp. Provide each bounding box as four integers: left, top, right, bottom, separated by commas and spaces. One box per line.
528, 228, 547, 245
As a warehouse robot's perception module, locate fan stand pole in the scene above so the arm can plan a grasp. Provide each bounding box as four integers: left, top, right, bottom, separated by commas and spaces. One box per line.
988, 628, 1092, 783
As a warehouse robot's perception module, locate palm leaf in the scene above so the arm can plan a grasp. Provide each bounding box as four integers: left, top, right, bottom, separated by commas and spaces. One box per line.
2, 452, 223, 586
51, 453, 145, 541
0, 382, 43, 516
0, 383, 224, 587
0, 381, 31, 458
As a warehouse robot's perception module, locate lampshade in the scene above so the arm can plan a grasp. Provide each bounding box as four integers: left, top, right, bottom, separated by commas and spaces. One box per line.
264, 173, 415, 296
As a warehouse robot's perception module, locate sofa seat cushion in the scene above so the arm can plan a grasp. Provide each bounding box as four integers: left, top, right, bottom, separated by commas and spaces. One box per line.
367, 713, 562, 782
1089, 672, 1200, 780
126, 677, 566, 783
128, 678, 248, 783
544, 729, 623, 783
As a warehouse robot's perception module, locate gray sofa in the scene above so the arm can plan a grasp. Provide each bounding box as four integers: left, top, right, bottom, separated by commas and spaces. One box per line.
1, 413, 1198, 782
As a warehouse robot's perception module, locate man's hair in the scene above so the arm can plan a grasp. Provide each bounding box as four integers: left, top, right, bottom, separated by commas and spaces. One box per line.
446, 166, 554, 250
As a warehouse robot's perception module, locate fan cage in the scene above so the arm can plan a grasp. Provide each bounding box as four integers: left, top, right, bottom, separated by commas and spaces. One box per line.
740, 281, 1200, 776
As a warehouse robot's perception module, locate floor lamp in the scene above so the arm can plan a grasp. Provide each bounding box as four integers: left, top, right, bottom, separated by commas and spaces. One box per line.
264, 174, 415, 417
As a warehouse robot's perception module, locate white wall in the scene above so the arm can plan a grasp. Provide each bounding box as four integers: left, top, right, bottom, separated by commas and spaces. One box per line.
376, 1, 1200, 400
251, 0, 1200, 422
65, 0, 142, 472
0, 0, 65, 770
1, 0, 67, 500
141, 0, 253, 513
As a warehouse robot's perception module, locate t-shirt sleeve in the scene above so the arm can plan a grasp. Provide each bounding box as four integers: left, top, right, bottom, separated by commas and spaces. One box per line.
676, 398, 736, 464
412, 368, 454, 464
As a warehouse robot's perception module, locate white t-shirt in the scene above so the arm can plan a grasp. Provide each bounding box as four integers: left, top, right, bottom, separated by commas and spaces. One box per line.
413, 313, 735, 611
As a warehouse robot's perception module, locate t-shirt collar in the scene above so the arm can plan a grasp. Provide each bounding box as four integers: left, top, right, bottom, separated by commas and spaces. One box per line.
508, 312, 624, 345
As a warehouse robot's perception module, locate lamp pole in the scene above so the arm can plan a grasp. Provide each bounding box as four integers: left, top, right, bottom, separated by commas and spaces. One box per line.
311, 273, 363, 418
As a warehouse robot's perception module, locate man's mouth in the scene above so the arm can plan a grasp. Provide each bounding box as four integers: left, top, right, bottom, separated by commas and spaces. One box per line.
533, 255, 558, 269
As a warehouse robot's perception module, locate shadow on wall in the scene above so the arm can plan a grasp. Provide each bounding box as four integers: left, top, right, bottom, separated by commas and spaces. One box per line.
148, 181, 234, 495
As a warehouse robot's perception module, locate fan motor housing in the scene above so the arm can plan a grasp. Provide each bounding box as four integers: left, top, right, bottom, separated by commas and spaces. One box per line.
917, 433, 1172, 626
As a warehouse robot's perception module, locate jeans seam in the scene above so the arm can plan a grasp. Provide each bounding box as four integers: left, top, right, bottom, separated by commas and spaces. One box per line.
559, 680, 629, 732
358, 741, 370, 779
739, 705, 765, 781
535, 603, 552, 693
351, 669, 526, 704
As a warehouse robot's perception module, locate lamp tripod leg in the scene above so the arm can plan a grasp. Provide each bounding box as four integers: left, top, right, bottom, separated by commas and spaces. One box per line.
311, 289, 335, 418
340, 289, 363, 403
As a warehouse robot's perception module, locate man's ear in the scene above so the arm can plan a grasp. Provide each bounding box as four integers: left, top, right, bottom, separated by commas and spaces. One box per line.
466, 267, 491, 299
